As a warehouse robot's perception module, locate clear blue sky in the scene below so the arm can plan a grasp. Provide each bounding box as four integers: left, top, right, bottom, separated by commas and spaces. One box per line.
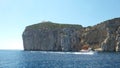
0, 0, 120, 50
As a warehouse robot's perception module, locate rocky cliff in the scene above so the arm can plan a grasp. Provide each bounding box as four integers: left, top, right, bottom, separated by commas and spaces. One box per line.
22, 18, 120, 51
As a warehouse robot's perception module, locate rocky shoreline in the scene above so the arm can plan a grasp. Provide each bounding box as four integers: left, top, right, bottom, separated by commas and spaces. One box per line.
22, 17, 120, 52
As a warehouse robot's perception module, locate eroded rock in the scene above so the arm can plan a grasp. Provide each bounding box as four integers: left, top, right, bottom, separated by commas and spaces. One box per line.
23, 18, 120, 51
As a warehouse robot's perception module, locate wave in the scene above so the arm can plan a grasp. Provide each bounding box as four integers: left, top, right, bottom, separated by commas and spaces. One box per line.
37, 51, 95, 55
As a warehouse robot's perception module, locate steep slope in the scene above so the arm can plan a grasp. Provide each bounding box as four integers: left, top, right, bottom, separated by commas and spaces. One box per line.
22, 18, 120, 51
22, 21, 83, 51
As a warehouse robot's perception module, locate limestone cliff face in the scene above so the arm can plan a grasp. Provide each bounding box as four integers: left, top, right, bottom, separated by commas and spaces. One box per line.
23, 18, 120, 51
23, 22, 83, 51
100, 18, 120, 51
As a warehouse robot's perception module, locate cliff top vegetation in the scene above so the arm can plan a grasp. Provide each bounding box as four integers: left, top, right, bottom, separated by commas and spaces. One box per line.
26, 21, 83, 29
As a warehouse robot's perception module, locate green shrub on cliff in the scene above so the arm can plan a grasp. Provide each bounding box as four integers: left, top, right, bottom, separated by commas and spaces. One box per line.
26, 21, 82, 29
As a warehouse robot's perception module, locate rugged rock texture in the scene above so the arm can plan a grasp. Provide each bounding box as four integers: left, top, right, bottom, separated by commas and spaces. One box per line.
22, 18, 120, 51
101, 18, 120, 51
23, 22, 83, 51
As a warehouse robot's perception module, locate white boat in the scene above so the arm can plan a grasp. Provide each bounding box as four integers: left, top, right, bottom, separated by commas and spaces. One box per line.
77, 51, 94, 55
77, 48, 95, 55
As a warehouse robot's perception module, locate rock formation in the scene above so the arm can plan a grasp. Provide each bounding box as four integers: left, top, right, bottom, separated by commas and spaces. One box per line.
22, 22, 83, 51
22, 18, 120, 51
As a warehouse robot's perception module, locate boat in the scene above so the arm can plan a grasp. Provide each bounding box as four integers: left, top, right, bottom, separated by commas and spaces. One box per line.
77, 45, 95, 55
73, 51, 94, 55
80, 48, 92, 52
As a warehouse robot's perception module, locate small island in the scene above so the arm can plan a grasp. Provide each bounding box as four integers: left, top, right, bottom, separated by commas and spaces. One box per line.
22, 18, 120, 52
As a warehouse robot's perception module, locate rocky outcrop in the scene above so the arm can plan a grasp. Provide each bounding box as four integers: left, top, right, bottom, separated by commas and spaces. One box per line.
100, 18, 120, 51
22, 22, 83, 51
22, 18, 120, 51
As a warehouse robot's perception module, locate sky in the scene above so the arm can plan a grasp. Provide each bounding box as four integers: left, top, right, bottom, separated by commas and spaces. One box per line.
0, 0, 120, 50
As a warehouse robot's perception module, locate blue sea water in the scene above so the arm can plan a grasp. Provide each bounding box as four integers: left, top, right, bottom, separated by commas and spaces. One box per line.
0, 50, 120, 68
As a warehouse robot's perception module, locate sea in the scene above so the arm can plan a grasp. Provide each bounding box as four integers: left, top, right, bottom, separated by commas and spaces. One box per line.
0, 50, 120, 68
